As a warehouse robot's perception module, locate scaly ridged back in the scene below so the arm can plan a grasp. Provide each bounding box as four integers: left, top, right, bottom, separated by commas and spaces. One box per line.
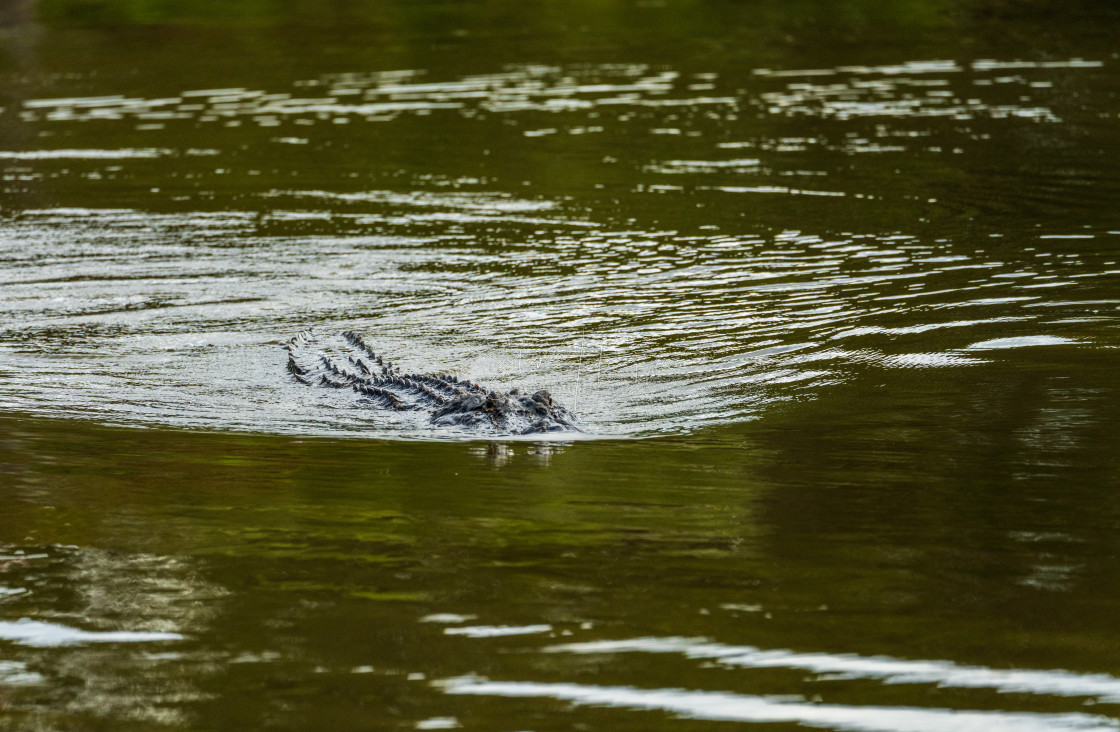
286, 330, 578, 435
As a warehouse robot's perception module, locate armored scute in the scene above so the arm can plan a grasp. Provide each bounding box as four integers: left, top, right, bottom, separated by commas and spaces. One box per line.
286, 330, 579, 435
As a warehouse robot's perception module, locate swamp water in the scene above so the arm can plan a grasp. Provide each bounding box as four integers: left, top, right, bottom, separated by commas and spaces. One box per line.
2, 2, 1120, 729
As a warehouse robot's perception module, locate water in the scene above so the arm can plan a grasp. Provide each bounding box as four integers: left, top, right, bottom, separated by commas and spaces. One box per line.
4, 58, 1118, 437
2, 1, 1120, 729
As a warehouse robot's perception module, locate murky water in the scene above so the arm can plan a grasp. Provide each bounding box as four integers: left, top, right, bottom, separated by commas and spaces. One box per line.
2, 1, 1120, 729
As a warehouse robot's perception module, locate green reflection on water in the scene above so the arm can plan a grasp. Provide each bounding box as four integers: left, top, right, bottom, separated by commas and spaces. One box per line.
2, 339, 1120, 727
3, 0, 1120, 728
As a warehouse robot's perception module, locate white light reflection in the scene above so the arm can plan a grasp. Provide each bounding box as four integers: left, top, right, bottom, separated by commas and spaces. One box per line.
965, 336, 1075, 350
444, 624, 552, 638
546, 637, 1120, 702
0, 618, 184, 647
439, 677, 1119, 732
0, 659, 44, 685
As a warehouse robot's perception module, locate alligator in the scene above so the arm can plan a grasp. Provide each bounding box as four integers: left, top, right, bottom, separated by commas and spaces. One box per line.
286, 330, 580, 435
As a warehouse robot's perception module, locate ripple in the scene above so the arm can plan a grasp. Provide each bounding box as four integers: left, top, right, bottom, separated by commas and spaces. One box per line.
2, 205, 1116, 437
444, 624, 553, 638
0, 660, 44, 686
965, 336, 1077, 350
548, 637, 1120, 701
440, 678, 1118, 732
15, 65, 735, 130
263, 189, 557, 213
0, 619, 184, 647
2, 54, 1118, 437
0, 148, 218, 160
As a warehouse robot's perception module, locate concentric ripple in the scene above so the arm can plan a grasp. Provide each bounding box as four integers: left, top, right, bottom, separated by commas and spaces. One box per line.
1, 58, 1118, 437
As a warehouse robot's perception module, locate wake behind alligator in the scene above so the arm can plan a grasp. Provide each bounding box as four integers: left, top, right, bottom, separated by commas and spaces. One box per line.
287, 330, 580, 435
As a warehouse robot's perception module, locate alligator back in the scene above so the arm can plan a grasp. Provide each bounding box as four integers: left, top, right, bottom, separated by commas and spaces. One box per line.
286, 330, 580, 435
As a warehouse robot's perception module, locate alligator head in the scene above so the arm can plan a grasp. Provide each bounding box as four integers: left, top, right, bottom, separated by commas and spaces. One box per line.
431, 387, 578, 434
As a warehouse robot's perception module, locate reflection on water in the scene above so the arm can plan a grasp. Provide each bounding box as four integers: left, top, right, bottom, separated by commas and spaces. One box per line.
0, 660, 43, 687
2, 201, 1116, 436
0, 542, 223, 725
3, 410, 1120, 729
3, 1, 1120, 730
547, 637, 1120, 701
0, 416, 1115, 729
2, 48, 1119, 437
0, 618, 182, 646
442, 679, 1117, 732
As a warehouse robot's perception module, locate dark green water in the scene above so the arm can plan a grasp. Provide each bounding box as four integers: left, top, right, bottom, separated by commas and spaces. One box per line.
2, 1, 1120, 729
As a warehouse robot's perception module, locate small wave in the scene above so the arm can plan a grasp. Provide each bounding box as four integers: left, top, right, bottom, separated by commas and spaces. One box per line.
439, 677, 1118, 732
965, 336, 1076, 350
0, 660, 44, 686
0, 618, 184, 647
444, 624, 553, 638
547, 636, 1120, 701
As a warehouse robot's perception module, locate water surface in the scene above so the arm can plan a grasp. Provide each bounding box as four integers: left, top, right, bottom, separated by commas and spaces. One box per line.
2, 1, 1120, 729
